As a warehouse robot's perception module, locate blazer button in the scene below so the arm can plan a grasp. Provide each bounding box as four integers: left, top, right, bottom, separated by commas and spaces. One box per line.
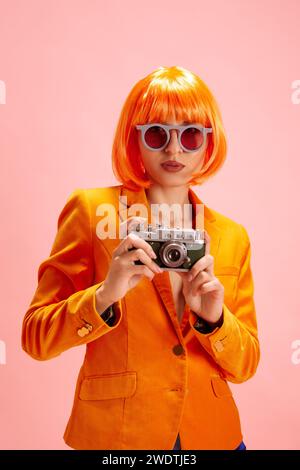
77, 327, 89, 337
172, 344, 184, 356
214, 340, 224, 352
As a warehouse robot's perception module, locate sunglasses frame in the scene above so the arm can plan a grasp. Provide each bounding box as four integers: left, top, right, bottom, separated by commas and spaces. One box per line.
135, 123, 213, 153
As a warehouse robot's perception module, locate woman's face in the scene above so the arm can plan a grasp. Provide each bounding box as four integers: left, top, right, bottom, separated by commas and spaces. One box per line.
137, 119, 207, 187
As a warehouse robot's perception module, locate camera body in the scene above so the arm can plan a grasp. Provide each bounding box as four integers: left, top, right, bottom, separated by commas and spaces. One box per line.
128, 222, 206, 271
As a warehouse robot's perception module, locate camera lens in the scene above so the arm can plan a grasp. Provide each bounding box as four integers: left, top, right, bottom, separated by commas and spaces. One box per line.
159, 242, 187, 268
167, 249, 181, 262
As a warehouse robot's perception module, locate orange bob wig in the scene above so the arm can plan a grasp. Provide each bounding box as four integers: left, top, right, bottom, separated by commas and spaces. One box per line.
111, 66, 227, 191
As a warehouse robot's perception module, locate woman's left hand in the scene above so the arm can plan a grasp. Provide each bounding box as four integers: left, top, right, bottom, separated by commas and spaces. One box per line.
176, 230, 224, 324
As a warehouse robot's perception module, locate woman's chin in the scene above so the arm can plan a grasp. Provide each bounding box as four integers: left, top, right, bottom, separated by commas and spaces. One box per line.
147, 173, 189, 187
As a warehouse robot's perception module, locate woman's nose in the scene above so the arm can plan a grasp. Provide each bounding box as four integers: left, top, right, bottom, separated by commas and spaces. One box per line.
164, 129, 183, 154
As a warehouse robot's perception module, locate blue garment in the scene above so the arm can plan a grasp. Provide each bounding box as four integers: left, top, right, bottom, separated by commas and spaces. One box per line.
172, 434, 247, 450
235, 440, 246, 450
172, 433, 181, 450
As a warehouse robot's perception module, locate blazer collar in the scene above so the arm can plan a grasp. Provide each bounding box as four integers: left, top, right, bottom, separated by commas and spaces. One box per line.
116, 184, 221, 342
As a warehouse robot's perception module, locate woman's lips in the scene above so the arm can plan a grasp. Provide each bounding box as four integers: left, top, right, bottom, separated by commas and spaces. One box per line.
161, 161, 185, 172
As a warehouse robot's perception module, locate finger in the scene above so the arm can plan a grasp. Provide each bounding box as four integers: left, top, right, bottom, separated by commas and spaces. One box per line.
128, 266, 155, 290
113, 232, 156, 259
129, 248, 162, 274
203, 229, 211, 256
191, 271, 211, 295
130, 264, 156, 281
123, 247, 162, 274
188, 254, 214, 280
197, 279, 220, 294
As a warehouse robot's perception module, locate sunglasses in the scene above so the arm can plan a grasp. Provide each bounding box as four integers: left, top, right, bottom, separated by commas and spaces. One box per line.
135, 123, 212, 153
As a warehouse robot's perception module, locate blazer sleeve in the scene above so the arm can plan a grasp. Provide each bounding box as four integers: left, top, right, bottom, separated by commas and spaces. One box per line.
21, 189, 122, 361
188, 224, 260, 383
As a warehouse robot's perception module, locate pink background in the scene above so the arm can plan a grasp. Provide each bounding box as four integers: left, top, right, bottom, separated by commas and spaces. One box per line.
0, 0, 299, 450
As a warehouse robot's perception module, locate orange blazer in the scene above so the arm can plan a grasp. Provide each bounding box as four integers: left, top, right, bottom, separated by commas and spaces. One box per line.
22, 184, 260, 450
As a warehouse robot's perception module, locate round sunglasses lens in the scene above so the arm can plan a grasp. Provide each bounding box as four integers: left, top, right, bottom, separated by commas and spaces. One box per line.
181, 127, 204, 151
144, 126, 168, 149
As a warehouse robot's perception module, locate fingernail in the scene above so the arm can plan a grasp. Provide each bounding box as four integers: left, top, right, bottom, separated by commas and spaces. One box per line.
151, 252, 157, 259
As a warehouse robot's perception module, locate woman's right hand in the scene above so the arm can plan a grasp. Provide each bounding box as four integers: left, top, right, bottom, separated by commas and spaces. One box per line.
97, 217, 163, 305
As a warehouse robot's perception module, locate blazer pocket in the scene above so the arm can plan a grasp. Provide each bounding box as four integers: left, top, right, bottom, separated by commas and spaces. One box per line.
79, 371, 137, 401
211, 376, 233, 398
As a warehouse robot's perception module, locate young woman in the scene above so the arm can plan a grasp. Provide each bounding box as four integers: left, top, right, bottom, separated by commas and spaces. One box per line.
22, 66, 259, 450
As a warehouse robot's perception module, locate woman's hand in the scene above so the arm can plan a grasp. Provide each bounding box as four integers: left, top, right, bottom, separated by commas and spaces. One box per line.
97, 217, 163, 305
176, 230, 224, 324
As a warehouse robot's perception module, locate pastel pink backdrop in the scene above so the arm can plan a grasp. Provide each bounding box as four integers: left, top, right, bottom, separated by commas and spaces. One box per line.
0, 0, 299, 450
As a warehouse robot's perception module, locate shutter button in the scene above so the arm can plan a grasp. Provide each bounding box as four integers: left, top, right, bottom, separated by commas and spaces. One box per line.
172, 344, 184, 356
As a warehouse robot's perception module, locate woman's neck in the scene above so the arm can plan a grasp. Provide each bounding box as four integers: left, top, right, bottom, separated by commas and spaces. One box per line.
145, 184, 192, 228
145, 184, 190, 206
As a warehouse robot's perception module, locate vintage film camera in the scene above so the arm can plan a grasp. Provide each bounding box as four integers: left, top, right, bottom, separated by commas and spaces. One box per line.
128, 222, 206, 271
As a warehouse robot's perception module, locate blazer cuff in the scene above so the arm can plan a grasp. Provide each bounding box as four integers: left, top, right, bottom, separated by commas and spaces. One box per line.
75, 281, 123, 339
188, 303, 235, 356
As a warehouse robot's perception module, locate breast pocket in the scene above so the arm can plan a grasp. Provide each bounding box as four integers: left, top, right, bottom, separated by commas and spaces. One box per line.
214, 266, 239, 308
79, 371, 137, 401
